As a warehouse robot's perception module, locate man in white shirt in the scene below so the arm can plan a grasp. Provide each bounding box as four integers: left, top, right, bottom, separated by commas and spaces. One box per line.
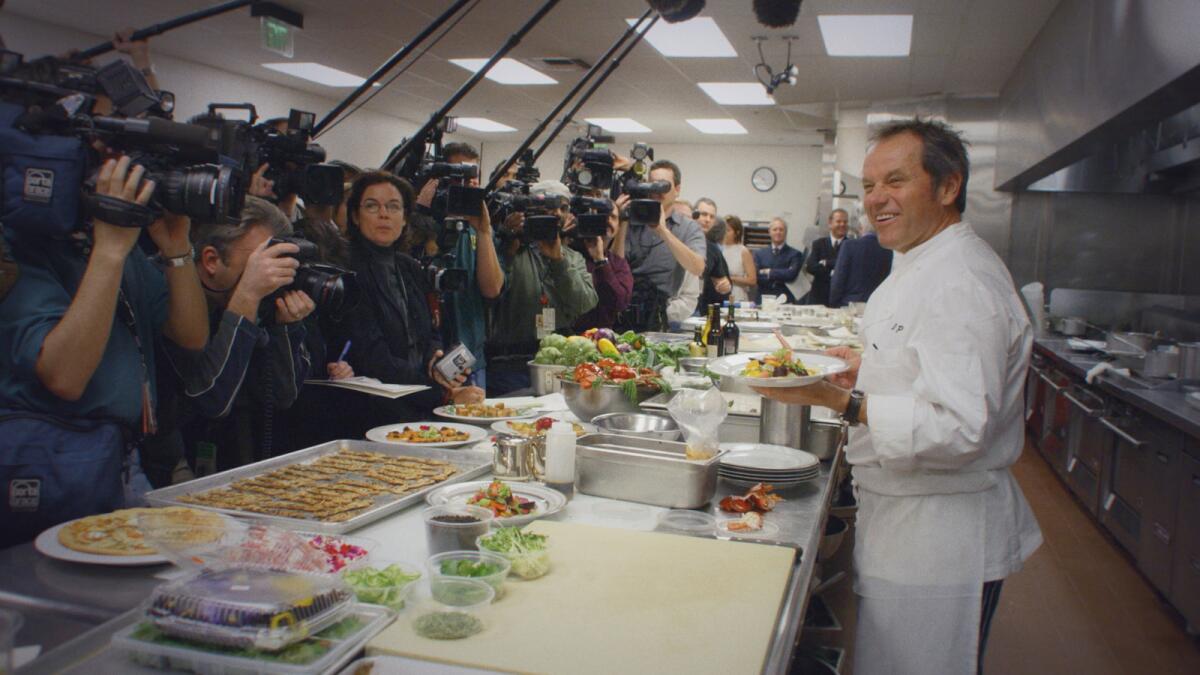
755, 118, 1041, 675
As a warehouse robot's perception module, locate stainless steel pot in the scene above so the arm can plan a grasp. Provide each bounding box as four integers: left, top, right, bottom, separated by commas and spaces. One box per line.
804, 419, 846, 461
528, 360, 567, 395
1179, 342, 1200, 380
1139, 347, 1179, 379
1060, 316, 1088, 336
591, 412, 682, 441
1106, 331, 1158, 353
559, 378, 658, 421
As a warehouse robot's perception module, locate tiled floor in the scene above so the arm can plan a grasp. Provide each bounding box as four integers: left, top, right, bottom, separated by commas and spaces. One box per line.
798, 439, 1200, 674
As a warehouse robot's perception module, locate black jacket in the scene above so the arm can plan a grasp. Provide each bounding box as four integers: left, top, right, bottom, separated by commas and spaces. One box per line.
696, 240, 731, 315
804, 236, 843, 307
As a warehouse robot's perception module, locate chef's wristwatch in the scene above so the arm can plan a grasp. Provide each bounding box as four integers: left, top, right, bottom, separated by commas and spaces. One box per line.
842, 389, 865, 426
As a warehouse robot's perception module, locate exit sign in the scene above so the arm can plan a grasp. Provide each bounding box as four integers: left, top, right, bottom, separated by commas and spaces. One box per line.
261, 16, 293, 58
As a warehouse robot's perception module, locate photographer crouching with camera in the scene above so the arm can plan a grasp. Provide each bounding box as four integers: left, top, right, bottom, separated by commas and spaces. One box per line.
487, 180, 598, 394
150, 196, 315, 476
0, 153, 209, 546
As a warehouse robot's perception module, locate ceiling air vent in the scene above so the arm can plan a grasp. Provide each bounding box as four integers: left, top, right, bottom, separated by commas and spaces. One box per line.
531, 57, 591, 72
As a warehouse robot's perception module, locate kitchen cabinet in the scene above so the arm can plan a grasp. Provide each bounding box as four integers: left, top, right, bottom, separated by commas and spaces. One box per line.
1170, 451, 1200, 632
1026, 361, 1046, 447
1064, 385, 1108, 515
1138, 421, 1183, 596
1099, 408, 1148, 555
1038, 368, 1072, 477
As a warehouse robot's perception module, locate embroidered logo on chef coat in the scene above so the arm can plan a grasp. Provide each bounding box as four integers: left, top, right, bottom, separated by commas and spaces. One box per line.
8, 478, 40, 511
890, 323, 905, 333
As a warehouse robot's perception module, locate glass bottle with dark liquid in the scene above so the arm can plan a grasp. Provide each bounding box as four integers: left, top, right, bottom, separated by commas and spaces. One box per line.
705, 304, 723, 358
722, 303, 740, 355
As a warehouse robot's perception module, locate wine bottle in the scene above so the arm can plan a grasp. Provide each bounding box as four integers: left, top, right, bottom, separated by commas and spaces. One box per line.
705, 304, 722, 358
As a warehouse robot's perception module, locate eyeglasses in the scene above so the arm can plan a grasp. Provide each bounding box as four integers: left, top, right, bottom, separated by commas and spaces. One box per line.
362, 200, 404, 215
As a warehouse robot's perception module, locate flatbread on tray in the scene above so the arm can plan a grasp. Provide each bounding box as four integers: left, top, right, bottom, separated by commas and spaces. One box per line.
57, 506, 222, 556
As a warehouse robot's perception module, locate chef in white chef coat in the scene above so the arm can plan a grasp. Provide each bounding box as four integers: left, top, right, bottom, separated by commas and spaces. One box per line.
755, 118, 1042, 675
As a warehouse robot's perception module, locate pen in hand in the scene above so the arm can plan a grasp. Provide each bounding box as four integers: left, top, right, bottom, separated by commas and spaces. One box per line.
337, 340, 352, 363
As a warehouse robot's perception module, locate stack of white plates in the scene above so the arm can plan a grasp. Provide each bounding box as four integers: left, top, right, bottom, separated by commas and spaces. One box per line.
718, 443, 821, 488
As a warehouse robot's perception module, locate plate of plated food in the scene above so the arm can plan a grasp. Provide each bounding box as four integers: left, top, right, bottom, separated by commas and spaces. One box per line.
433, 400, 540, 423
707, 349, 849, 388
365, 421, 487, 448
490, 414, 596, 439
424, 479, 566, 526
35, 507, 224, 566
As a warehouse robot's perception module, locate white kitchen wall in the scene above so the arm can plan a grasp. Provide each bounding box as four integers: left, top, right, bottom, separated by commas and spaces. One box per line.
0, 13, 427, 169
478, 140, 824, 249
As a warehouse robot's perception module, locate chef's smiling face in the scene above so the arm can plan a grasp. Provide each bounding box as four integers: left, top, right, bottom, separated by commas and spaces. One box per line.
862, 131, 962, 253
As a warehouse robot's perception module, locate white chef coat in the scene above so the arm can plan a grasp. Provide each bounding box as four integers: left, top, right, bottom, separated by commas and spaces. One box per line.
846, 222, 1043, 675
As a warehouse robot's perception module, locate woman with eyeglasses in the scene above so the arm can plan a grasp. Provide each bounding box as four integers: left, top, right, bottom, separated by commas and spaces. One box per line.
329, 172, 482, 426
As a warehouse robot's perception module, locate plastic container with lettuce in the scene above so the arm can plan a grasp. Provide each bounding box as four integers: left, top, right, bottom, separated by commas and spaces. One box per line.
341, 563, 421, 610
476, 527, 550, 580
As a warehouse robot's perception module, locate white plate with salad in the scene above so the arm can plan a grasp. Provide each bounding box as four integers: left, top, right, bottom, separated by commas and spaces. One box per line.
365, 421, 487, 447
425, 480, 566, 526
707, 350, 849, 388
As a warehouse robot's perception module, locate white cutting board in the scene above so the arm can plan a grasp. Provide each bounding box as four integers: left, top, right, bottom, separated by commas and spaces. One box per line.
367, 520, 796, 674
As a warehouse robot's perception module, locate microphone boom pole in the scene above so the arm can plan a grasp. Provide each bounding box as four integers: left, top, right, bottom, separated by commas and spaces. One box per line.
483, 8, 654, 193
383, 0, 563, 174
74, 0, 257, 61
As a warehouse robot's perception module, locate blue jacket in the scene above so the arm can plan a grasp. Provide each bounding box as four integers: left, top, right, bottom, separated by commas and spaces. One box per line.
829, 233, 892, 307
752, 244, 804, 303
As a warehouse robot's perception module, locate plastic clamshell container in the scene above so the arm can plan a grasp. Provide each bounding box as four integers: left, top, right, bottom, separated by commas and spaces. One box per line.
339, 560, 422, 612
427, 550, 511, 601
113, 603, 395, 675
144, 567, 354, 652
575, 433, 724, 509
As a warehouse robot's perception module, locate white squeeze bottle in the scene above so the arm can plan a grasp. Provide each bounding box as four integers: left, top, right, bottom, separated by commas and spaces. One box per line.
543, 420, 576, 499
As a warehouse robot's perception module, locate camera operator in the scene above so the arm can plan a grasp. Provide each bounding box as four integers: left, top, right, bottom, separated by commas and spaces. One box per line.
489, 180, 598, 394
408, 142, 502, 390
692, 197, 732, 314
330, 172, 480, 418
572, 196, 633, 332
0, 156, 208, 545
614, 159, 706, 330
153, 197, 312, 474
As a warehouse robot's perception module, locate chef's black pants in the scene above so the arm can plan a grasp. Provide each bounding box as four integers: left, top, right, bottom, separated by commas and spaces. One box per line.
978, 579, 1004, 674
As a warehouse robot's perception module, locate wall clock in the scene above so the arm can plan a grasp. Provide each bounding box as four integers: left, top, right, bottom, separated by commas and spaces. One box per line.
752, 166, 777, 192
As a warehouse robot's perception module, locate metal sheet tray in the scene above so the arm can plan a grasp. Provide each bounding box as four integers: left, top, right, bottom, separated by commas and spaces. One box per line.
144, 440, 491, 535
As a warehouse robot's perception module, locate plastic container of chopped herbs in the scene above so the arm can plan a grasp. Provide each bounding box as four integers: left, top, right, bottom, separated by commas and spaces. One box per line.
112, 603, 395, 675
410, 578, 493, 640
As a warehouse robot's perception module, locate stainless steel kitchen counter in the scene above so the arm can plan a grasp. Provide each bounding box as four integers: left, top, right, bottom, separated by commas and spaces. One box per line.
8, 432, 843, 674
1034, 338, 1200, 443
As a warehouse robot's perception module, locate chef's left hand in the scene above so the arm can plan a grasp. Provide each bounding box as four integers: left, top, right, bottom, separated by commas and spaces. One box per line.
752, 379, 848, 412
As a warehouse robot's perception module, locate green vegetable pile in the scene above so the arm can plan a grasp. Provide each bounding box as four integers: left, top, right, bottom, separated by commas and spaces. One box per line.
477, 527, 550, 580
128, 617, 363, 665
414, 611, 483, 640
341, 564, 421, 610
440, 559, 503, 578
533, 330, 690, 371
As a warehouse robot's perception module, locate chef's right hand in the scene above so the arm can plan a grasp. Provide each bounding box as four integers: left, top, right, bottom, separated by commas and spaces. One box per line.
91, 156, 155, 259
824, 346, 861, 389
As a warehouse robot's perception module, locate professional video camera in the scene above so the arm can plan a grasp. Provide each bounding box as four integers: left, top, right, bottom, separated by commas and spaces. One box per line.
0, 51, 249, 235
486, 149, 541, 225
562, 124, 615, 193
189, 104, 344, 208
522, 192, 568, 243
606, 141, 667, 227
263, 236, 358, 317
567, 194, 611, 240
420, 160, 484, 218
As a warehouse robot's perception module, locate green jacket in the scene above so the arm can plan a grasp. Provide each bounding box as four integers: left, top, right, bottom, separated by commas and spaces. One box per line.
489, 244, 597, 351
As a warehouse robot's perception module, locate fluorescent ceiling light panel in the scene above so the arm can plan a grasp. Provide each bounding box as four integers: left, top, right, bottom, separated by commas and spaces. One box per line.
449, 58, 557, 85
262, 62, 369, 87
625, 17, 736, 58
698, 82, 774, 105
817, 15, 913, 57
455, 117, 516, 133
687, 118, 747, 135
585, 117, 652, 133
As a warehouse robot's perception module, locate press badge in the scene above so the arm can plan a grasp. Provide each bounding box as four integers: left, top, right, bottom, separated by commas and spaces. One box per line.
536, 307, 555, 339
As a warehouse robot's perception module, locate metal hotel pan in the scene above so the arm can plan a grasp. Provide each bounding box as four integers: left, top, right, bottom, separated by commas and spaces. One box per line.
575, 433, 725, 509
145, 440, 491, 534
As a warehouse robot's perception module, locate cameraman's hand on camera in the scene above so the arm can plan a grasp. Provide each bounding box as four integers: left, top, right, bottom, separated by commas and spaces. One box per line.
274, 290, 315, 324
584, 236, 606, 262
113, 28, 150, 65
536, 235, 564, 261
327, 361, 354, 380
228, 238, 299, 320
416, 178, 438, 209
92, 156, 155, 260
146, 212, 192, 259
249, 163, 275, 199
502, 211, 524, 237
467, 200, 492, 235
560, 212, 577, 236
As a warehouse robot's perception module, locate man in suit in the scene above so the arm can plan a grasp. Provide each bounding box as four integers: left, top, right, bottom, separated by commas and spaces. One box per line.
829, 218, 893, 307
805, 209, 849, 306
753, 217, 804, 303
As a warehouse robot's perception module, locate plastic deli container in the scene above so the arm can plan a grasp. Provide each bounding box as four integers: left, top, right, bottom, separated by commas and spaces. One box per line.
422, 505, 493, 554
145, 567, 354, 651
411, 578, 494, 641
113, 603, 394, 675
339, 560, 422, 611
426, 550, 511, 601
655, 509, 717, 537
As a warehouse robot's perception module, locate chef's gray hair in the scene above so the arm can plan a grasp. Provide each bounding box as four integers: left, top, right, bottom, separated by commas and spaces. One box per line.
871, 117, 970, 214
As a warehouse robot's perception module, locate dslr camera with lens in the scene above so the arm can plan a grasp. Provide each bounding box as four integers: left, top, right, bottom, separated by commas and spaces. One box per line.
417, 218, 469, 293
261, 236, 358, 319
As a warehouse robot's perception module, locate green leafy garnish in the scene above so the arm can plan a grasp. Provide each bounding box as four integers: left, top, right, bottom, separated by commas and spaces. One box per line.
341, 564, 420, 610
440, 559, 503, 577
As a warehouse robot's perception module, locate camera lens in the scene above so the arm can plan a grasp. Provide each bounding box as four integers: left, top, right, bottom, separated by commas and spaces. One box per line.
158, 164, 244, 224
294, 264, 358, 313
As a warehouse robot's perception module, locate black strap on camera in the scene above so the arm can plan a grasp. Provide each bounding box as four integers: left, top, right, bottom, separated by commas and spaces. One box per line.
86, 194, 157, 229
